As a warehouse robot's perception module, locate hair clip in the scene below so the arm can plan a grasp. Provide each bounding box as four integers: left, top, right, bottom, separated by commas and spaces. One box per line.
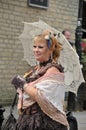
45, 33, 52, 48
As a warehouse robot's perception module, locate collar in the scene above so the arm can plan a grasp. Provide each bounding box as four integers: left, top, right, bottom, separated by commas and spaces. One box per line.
39, 59, 52, 67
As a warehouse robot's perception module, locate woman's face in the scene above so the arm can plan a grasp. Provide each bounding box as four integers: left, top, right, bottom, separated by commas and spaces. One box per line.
33, 41, 51, 63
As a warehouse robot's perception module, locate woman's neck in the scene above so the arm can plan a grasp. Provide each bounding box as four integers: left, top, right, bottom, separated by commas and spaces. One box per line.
39, 59, 52, 67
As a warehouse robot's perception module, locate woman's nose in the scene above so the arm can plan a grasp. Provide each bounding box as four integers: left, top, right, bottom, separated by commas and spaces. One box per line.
34, 47, 39, 51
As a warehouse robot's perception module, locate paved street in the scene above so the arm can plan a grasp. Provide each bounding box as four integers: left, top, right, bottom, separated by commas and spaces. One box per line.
3, 106, 86, 130
73, 111, 86, 130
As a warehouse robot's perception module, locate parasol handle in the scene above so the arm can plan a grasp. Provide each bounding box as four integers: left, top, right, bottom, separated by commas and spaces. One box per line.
23, 66, 37, 78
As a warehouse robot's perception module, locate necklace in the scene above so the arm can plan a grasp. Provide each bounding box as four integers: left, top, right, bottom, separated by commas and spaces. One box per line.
39, 59, 52, 67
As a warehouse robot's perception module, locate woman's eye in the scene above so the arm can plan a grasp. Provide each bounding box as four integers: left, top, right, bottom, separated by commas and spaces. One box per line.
33, 46, 36, 48
33, 45, 44, 48
38, 46, 43, 48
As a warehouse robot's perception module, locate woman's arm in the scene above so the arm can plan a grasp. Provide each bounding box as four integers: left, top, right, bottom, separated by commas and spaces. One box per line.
17, 88, 23, 110
23, 66, 59, 99
23, 83, 37, 100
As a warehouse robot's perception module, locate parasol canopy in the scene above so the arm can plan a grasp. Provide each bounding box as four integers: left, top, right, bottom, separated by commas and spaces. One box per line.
19, 20, 85, 94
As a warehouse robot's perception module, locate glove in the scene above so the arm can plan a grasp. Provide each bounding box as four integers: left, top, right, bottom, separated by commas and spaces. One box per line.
11, 75, 26, 89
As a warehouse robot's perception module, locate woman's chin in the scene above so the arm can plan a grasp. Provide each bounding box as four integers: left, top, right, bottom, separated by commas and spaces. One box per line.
36, 58, 43, 63
35, 58, 41, 62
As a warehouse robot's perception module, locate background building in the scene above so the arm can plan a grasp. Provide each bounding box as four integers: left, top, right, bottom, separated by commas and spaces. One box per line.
0, 0, 86, 109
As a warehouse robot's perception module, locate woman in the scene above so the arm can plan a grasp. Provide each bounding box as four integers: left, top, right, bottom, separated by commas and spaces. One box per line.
12, 30, 69, 130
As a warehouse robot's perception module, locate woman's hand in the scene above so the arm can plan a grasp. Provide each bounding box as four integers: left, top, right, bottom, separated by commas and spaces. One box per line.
11, 75, 26, 89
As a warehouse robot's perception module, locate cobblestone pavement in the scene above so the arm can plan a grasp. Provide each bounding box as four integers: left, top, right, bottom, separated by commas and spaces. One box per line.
3, 106, 86, 130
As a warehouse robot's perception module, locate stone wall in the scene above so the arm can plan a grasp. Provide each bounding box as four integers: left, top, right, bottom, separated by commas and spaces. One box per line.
0, 0, 79, 105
